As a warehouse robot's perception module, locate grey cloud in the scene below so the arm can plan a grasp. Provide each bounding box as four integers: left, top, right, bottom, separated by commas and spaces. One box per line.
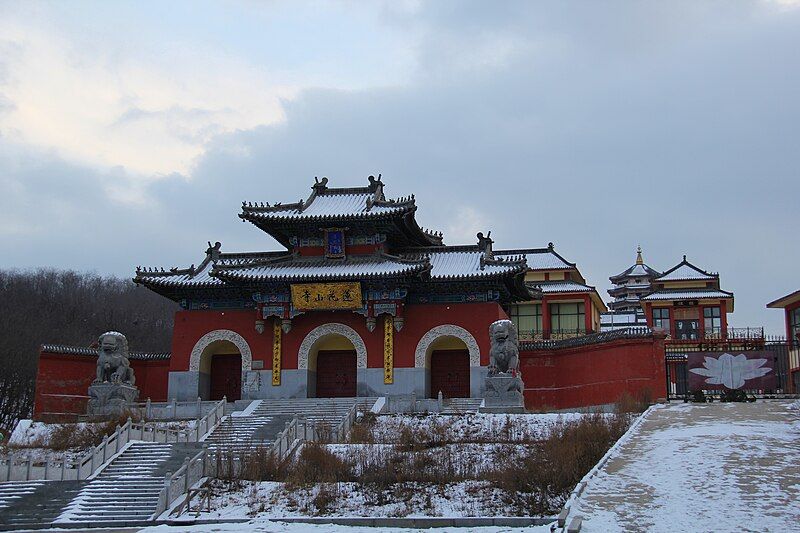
1, 1, 797, 334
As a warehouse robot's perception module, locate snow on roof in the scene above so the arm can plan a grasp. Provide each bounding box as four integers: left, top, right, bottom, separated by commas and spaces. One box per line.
245, 191, 411, 221
656, 257, 717, 282
610, 262, 661, 281
40, 344, 170, 360
528, 280, 595, 294
641, 289, 733, 301
495, 247, 573, 270
214, 254, 428, 282
425, 249, 526, 279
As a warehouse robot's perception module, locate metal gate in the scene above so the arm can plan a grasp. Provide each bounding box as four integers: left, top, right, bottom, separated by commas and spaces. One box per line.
665, 340, 790, 398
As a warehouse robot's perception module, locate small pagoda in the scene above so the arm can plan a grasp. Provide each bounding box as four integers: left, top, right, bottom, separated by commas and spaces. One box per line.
607, 246, 661, 313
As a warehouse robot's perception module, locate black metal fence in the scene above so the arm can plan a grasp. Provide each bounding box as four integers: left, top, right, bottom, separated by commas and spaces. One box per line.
665, 339, 791, 398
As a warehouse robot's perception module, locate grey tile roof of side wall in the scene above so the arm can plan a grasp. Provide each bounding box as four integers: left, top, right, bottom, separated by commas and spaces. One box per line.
40, 344, 170, 360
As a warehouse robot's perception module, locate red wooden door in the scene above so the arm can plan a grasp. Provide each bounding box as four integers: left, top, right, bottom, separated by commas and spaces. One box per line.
430, 350, 469, 398
315, 350, 357, 397
210, 354, 242, 401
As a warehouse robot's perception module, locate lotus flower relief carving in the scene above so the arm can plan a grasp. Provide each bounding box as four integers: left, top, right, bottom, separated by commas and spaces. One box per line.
689, 352, 772, 389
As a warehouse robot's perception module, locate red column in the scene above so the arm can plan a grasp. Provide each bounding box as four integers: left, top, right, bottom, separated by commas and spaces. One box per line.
698, 305, 705, 340
542, 297, 551, 339
583, 295, 592, 333
720, 300, 728, 339
645, 303, 653, 327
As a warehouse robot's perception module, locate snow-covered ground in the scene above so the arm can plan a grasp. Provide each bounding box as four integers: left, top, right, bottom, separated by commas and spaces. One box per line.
3, 418, 197, 463
366, 412, 585, 443
196, 480, 523, 519
141, 519, 554, 533
572, 401, 800, 532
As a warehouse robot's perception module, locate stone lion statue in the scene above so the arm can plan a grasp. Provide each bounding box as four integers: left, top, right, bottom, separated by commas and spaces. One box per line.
94, 331, 135, 385
489, 319, 519, 376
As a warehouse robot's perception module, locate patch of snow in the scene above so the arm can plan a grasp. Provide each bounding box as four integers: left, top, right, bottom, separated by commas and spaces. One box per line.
233, 400, 262, 417
573, 401, 800, 532
140, 518, 553, 533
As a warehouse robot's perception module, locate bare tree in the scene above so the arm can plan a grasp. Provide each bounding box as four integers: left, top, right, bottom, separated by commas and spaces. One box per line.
0, 269, 177, 432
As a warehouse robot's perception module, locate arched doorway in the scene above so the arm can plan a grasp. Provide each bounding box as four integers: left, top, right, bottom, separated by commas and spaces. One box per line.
414, 325, 482, 398
189, 330, 251, 401
312, 335, 357, 397
298, 323, 367, 398
428, 337, 470, 399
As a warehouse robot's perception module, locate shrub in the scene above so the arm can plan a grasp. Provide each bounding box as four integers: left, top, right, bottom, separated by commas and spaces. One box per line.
287, 442, 352, 487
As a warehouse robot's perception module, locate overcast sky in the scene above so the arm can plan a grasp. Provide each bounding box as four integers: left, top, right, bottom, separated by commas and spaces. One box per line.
1, 1, 798, 333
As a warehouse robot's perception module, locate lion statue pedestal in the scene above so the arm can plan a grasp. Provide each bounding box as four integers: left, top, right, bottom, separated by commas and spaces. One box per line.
481, 319, 525, 413
87, 331, 140, 417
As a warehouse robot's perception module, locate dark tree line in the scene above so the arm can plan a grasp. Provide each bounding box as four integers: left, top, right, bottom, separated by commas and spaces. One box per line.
0, 269, 177, 433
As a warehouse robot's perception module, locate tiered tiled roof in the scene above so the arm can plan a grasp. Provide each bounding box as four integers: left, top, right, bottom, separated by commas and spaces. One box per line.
239, 175, 443, 247
406, 247, 528, 280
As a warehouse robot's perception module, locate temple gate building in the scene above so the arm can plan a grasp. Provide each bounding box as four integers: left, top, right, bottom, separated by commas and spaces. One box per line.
33, 176, 669, 415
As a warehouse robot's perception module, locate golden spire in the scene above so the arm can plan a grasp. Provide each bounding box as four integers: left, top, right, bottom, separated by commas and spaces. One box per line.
636, 245, 643, 265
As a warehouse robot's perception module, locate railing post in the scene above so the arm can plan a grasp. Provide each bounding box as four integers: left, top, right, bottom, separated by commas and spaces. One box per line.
44, 459, 50, 480
102, 434, 109, 463
171, 398, 177, 419
197, 396, 202, 418
61, 458, 67, 481
25, 456, 32, 480
146, 397, 152, 419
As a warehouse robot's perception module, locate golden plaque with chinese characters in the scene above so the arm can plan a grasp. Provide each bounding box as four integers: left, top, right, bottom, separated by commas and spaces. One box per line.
290, 282, 362, 311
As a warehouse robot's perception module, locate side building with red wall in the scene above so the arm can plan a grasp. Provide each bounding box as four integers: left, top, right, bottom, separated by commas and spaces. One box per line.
520, 329, 667, 410
34, 345, 170, 420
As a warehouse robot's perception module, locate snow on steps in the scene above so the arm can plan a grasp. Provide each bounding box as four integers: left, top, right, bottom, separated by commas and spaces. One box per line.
54, 441, 201, 527
203, 397, 379, 453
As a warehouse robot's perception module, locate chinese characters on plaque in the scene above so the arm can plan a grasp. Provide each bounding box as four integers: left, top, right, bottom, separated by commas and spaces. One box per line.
325, 229, 345, 258
290, 282, 362, 311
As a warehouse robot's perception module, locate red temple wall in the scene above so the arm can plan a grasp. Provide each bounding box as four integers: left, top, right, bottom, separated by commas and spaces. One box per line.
33, 353, 170, 419
520, 335, 667, 410
170, 302, 508, 371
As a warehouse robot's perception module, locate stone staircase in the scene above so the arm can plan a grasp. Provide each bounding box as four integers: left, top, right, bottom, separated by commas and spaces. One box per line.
203, 397, 379, 452
0, 480, 86, 531
442, 397, 483, 414
55, 441, 202, 527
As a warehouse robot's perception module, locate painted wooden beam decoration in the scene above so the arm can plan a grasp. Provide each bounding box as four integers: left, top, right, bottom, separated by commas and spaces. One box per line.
384, 315, 394, 384
272, 320, 282, 385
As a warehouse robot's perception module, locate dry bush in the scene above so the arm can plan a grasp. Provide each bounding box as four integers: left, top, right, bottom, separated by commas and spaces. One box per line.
241, 447, 288, 481
46, 419, 121, 450
349, 412, 376, 444
615, 389, 652, 414
489, 412, 631, 515
311, 483, 340, 514
286, 442, 352, 487
396, 418, 450, 451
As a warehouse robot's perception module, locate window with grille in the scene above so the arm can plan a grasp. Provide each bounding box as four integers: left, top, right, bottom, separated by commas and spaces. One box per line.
550, 302, 585, 333
509, 304, 542, 338
703, 307, 722, 335
653, 308, 670, 331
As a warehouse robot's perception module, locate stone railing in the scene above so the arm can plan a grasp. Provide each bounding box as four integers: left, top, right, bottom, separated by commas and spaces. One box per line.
153, 447, 207, 519
0, 398, 226, 482
130, 397, 222, 420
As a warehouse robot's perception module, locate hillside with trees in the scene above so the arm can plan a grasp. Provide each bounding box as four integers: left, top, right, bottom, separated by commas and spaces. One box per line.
0, 269, 177, 433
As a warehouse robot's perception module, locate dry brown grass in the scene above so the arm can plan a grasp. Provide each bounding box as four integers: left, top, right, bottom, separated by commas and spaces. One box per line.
614, 389, 652, 414
490, 412, 631, 514
286, 442, 352, 487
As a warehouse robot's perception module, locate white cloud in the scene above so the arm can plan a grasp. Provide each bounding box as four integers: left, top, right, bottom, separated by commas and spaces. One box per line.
0, 20, 293, 178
